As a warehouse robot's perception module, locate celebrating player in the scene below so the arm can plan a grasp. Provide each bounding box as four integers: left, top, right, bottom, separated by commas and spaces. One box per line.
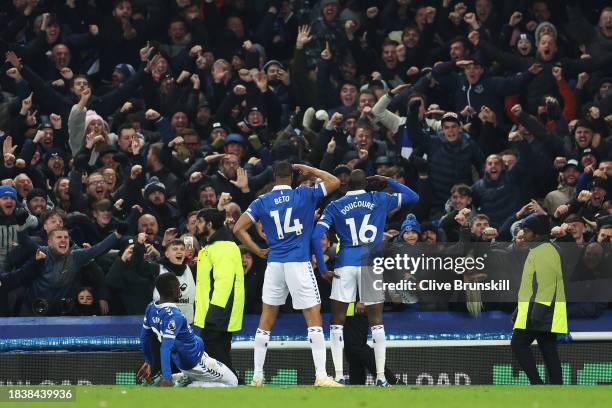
233, 161, 341, 387
311, 170, 419, 386
138, 273, 238, 387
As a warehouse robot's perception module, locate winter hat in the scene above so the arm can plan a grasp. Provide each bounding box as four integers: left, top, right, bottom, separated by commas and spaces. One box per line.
321, 0, 339, 7
535, 22, 558, 43
590, 177, 608, 193
521, 214, 551, 236
26, 188, 47, 202
44, 148, 67, 164
401, 214, 421, 235
85, 110, 106, 132
517, 32, 534, 46
115, 63, 135, 80
262, 60, 284, 72
224, 133, 246, 146
144, 177, 166, 197
0, 185, 17, 201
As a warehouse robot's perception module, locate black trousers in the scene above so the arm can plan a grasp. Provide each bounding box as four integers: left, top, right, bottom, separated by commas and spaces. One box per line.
511, 329, 563, 385
344, 314, 397, 385
201, 329, 234, 373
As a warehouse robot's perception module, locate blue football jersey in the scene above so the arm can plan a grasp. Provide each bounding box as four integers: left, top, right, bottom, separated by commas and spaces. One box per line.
142, 301, 203, 375
318, 190, 400, 267
245, 184, 326, 262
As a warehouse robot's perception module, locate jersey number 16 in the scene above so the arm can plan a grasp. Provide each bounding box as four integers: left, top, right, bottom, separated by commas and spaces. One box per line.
346, 214, 377, 246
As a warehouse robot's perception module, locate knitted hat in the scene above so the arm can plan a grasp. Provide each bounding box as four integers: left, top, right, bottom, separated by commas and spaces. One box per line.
262, 60, 284, 72
0, 185, 17, 201
535, 22, 558, 43
401, 214, 421, 235
590, 177, 608, 192
144, 177, 166, 197
521, 214, 551, 236
115, 63, 135, 79
44, 148, 67, 164
26, 188, 47, 202
85, 110, 106, 132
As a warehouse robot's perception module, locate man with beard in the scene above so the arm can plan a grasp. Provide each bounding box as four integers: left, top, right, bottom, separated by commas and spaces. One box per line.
343, 123, 388, 177
136, 177, 181, 234
209, 153, 253, 211
25, 189, 49, 220
41, 149, 68, 188
543, 159, 579, 214
137, 213, 164, 258
177, 170, 217, 217
471, 140, 531, 228
68, 168, 110, 214
194, 209, 244, 373
565, 178, 609, 222
566, 121, 597, 158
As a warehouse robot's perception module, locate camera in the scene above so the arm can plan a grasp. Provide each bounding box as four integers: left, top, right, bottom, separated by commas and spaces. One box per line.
32, 298, 73, 316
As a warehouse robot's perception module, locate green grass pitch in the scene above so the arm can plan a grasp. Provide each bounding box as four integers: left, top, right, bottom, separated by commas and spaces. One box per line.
14, 385, 612, 408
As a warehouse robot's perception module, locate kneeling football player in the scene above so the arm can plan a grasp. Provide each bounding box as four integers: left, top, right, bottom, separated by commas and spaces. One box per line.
138, 273, 237, 387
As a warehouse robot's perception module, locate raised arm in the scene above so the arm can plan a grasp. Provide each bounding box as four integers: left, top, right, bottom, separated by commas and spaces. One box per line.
292, 164, 340, 196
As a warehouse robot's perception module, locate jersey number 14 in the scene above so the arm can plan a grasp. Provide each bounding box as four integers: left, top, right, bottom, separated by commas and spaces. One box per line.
270, 208, 303, 239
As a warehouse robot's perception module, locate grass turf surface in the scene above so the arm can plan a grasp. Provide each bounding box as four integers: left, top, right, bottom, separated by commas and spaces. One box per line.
12, 386, 612, 408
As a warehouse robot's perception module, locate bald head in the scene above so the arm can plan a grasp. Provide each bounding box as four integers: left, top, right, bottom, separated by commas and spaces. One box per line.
348, 169, 367, 191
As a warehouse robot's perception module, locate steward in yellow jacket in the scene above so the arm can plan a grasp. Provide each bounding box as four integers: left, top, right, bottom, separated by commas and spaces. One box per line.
511, 214, 566, 385
194, 209, 244, 372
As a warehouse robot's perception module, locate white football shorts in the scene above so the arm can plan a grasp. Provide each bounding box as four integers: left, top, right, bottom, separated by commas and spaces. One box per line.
262, 262, 321, 309
331, 265, 384, 305
181, 352, 238, 387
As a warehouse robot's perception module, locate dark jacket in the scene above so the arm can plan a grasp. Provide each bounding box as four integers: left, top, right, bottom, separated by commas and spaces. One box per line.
471, 140, 531, 227
409, 109, 485, 214
432, 61, 534, 125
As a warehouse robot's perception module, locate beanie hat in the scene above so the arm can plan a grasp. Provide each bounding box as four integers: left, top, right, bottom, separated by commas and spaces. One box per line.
262, 60, 284, 72
144, 177, 166, 197
84, 110, 107, 133
401, 214, 421, 235
44, 148, 67, 164
0, 185, 17, 201
26, 188, 47, 202
115, 63, 135, 80
535, 22, 558, 43
521, 214, 551, 236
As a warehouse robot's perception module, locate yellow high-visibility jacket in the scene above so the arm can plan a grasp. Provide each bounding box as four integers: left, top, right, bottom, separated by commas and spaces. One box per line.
194, 228, 244, 332
514, 242, 567, 334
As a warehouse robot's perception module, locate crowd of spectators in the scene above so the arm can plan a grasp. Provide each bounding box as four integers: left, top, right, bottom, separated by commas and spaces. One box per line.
0, 0, 610, 318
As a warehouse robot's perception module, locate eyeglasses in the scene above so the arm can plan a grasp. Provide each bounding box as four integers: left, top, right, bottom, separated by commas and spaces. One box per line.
88, 180, 106, 186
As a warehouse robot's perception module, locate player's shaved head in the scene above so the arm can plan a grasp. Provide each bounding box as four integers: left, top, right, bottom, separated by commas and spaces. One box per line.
274, 161, 293, 181
155, 273, 181, 302
348, 169, 367, 190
